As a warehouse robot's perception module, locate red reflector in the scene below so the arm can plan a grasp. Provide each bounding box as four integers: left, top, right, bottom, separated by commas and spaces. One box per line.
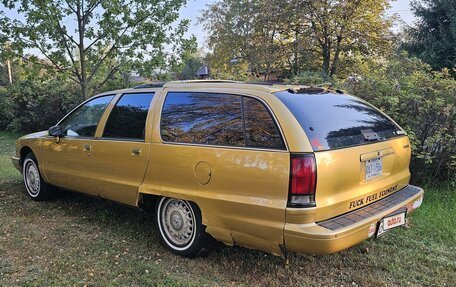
290, 155, 316, 195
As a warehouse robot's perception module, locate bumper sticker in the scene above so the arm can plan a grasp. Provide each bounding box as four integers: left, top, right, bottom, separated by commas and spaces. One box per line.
368, 223, 376, 238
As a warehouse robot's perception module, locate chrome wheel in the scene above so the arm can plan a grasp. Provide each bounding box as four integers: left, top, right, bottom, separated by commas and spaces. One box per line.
158, 198, 196, 250
23, 158, 41, 197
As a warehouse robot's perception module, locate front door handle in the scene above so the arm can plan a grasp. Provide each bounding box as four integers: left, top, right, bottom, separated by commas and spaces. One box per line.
83, 144, 92, 151
131, 147, 141, 156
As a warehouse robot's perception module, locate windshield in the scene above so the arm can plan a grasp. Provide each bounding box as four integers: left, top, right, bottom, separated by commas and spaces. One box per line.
274, 91, 404, 151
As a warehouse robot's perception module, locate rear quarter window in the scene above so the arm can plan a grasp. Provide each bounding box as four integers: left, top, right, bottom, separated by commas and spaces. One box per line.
274, 91, 404, 151
160, 92, 245, 146
160, 92, 285, 149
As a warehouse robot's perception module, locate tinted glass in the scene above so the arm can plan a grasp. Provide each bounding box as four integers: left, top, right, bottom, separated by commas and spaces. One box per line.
60, 95, 114, 137
243, 97, 284, 149
161, 92, 244, 146
103, 93, 154, 140
275, 91, 403, 151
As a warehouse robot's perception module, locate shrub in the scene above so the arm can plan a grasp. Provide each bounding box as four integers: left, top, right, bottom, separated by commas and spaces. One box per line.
287, 71, 332, 86
0, 79, 83, 132
344, 53, 456, 183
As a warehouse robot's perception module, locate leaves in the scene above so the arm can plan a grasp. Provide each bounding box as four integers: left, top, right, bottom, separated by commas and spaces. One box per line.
345, 52, 456, 182
200, 0, 394, 79
0, 0, 190, 98
403, 0, 456, 73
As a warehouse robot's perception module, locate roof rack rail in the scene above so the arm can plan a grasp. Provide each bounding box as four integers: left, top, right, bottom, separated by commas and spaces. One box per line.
164, 80, 241, 86
133, 82, 165, 89
243, 81, 285, 86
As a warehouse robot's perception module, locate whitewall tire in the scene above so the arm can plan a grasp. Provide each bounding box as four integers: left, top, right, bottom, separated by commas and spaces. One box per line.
22, 153, 53, 201
155, 197, 211, 257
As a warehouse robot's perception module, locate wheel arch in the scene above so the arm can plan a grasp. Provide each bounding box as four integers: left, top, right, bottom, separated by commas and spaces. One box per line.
138, 191, 234, 246
20, 146, 34, 167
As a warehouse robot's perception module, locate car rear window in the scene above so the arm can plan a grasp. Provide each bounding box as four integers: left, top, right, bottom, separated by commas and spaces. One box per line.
274, 91, 404, 151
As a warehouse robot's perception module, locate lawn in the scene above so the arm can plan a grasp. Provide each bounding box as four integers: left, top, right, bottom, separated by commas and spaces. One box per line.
0, 131, 455, 286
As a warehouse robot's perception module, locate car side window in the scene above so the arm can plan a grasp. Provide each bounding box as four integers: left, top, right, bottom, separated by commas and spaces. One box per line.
102, 93, 154, 140
161, 92, 244, 146
243, 97, 284, 149
60, 95, 115, 138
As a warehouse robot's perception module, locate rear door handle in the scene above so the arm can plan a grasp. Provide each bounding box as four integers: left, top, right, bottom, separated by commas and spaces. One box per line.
83, 144, 92, 151
131, 147, 142, 156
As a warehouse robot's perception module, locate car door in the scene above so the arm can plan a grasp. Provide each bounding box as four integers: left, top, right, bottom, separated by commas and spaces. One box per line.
91, 92, 154, 206
41, 95, 115, 195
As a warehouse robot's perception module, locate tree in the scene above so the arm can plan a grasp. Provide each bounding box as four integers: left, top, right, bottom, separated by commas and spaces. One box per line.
178, 52, 204, 80
167, 35, 205, 80
1, 0, 189, 98
200, 0, 394, 78
299, 0, 394, 77
200, 0, 287, 80
403, 0, 456, 72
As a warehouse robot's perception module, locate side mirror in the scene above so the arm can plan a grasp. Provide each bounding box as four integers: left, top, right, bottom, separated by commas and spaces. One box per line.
48, 125, 65, 137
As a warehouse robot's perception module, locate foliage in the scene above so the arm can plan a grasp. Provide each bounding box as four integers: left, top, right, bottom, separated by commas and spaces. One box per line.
287, 71, 332, 86
0, 78, 83, 132
403, 0, 456, 73
0, 52, 135, 132
205, 51, 250, 81
200, 0, 394, 78
200, 0, 287, 80
0, 0, 190, 98
169, 37, 205, 80
343, 53, 456, 183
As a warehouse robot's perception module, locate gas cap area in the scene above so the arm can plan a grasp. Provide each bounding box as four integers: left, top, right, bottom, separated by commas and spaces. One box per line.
194, 161, 211, 185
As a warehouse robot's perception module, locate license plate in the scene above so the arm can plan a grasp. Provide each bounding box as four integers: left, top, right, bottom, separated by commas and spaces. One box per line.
376, 212, 406, 237
365, 157, 382, 180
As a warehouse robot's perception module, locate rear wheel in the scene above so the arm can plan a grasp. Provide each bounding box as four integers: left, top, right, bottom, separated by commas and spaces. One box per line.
155, 197, 211, 257
22, 153, 53, 201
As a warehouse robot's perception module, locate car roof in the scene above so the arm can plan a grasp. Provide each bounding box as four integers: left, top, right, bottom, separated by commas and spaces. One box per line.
96, 80, 321, 97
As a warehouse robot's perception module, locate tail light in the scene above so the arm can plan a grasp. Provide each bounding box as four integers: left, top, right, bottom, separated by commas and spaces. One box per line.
288, 154, 317, 207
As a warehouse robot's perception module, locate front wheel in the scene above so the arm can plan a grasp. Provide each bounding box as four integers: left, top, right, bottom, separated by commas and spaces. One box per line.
22, 153, 53, 201
155, 197, 211, 257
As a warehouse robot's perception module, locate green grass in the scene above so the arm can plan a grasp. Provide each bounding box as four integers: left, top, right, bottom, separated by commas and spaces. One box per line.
0, 131, 22, 182
0, 131, 455, 286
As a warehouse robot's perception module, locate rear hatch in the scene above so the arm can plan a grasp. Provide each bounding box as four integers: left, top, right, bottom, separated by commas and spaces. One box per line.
275, 90, 411, 221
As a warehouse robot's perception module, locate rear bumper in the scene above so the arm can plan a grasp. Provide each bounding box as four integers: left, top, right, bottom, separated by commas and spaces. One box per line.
284, 185, 424, 254
11, 156, 21, 172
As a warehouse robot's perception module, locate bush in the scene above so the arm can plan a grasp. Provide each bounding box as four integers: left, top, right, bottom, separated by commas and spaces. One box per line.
287, 71, 332, 86
343, 53, 456, 183
0, 79, 83, 132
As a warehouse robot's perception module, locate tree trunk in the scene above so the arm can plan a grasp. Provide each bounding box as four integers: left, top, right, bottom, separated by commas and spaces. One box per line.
293, 28, 299, 75
6, 59, 12, 84
322, 44, 330, 76
330, 36, 343, 77
77, 1, 88, 99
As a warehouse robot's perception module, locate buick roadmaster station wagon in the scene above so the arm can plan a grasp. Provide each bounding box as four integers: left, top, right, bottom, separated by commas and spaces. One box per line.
11, 80, 424, 257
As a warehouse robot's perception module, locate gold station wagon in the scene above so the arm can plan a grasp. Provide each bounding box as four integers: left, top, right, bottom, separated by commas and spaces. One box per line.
11, 80, 424, 257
